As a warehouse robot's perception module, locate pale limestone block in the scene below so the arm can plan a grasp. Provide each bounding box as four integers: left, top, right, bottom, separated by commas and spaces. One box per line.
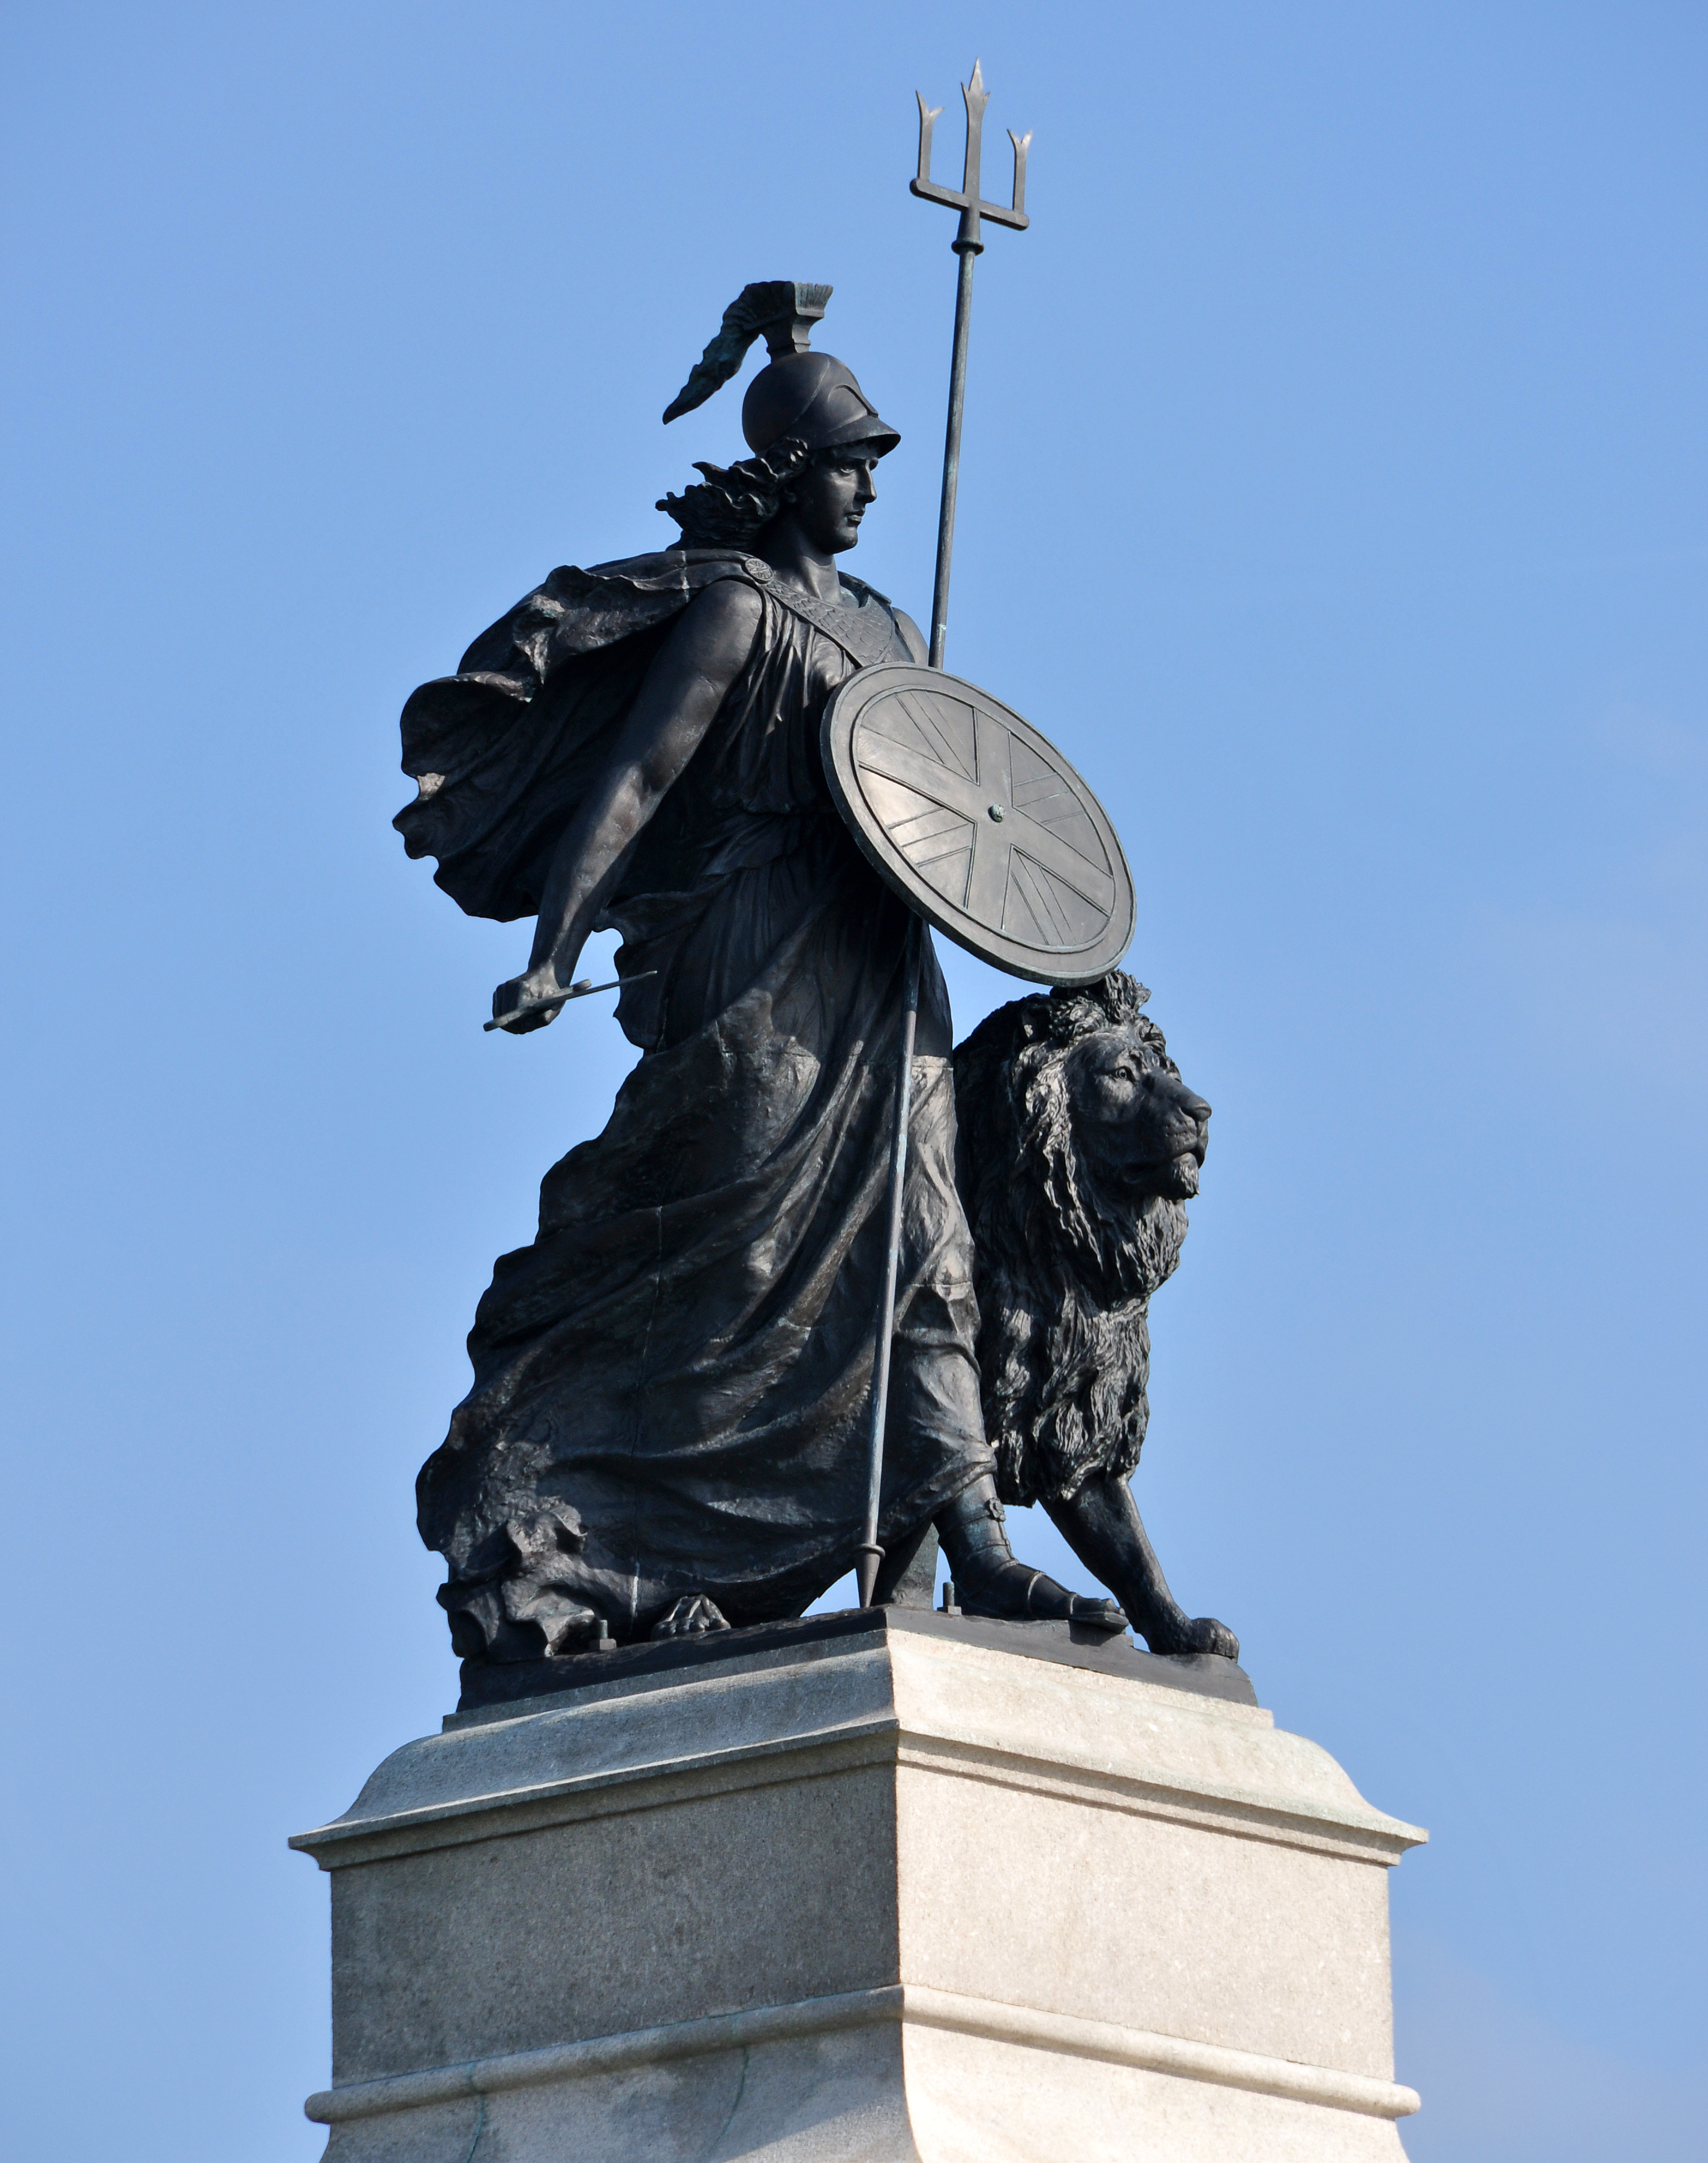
902, 2020, 1412, 2163
294, 1614, 1424, 2161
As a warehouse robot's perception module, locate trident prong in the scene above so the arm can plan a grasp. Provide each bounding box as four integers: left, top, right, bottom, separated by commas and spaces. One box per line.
960, 58, 988, 208
915, 94, 943, 190
1008, 130, 1032, 219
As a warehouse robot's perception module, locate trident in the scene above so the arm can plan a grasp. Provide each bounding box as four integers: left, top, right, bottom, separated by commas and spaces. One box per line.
852, 64, 1032, 1611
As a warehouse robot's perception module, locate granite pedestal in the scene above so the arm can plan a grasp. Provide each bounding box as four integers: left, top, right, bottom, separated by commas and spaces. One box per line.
291, 1608, 1424, 2161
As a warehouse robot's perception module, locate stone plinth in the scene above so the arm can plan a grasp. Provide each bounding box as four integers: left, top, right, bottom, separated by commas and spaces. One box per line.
291, 1609, 1424, 2161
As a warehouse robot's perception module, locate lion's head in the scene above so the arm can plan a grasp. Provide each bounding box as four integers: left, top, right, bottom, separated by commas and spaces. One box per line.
953, 974, 1210, 1508
1056, 1014, 1210, 1203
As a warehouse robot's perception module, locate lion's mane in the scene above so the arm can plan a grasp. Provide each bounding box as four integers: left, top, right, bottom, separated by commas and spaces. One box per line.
954, 972, 1190, 1507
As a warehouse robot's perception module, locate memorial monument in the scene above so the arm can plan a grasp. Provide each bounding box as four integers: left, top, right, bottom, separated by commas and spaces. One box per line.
293, 64, 1424, 2160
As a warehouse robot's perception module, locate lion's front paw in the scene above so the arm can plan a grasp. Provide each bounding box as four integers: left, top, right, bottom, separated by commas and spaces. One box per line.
1137, 1610, 1241, 1662
651, 1594, 732, 1639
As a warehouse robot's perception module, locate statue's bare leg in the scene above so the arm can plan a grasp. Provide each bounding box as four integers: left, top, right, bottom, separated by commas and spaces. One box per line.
1043, 1473, 1239, 1660
937, 1475, 1126, 1631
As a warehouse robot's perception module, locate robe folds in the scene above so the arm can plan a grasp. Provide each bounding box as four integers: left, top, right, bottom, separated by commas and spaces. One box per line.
399, 551, 996, 1648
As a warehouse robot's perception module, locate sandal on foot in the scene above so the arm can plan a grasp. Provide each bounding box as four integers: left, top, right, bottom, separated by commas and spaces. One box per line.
955, 1557, 1127, 1633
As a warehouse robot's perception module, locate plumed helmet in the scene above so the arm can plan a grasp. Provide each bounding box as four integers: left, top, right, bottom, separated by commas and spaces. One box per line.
663, 281, 900, 458
739, 349, 897, 456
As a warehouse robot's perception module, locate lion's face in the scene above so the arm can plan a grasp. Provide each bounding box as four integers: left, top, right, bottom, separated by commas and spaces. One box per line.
1061, 1025, 1211, 1201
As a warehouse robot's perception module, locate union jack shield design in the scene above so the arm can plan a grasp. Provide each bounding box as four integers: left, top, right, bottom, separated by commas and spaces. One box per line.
822, 663, 1135, 986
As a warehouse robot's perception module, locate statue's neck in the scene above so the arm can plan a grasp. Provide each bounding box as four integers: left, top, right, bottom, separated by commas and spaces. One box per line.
757, 519, 844, 604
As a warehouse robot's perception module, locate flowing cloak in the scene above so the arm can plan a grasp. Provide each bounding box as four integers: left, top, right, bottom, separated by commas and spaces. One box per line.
399, 549, 996, 1648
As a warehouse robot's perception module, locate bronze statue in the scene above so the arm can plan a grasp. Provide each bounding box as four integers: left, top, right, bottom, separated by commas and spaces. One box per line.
396, 285, 1127, 1661
396, 73, 1238, 1675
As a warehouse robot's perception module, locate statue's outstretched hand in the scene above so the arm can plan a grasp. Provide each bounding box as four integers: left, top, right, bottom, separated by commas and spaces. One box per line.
492, 967, 570, 1034
651, 1596, 731, 1639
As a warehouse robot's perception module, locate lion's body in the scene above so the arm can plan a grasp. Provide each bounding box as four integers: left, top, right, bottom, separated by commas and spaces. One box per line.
953, 975, 1204, 1509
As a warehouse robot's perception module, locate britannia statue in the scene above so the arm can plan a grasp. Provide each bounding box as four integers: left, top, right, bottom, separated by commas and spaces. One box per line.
395, 280, 1141, 1663
395, 63, 1244, 1679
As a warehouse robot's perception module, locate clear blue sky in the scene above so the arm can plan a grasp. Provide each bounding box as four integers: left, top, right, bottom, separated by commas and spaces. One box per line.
2, 5, 1703, 2158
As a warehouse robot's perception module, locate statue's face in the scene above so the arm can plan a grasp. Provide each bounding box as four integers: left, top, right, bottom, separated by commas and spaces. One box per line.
785, 450, 880, 554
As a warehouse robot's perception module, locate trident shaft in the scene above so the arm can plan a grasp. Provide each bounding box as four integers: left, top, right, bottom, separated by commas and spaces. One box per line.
853, 67, 1032, 1613
912, 59, 1032, 671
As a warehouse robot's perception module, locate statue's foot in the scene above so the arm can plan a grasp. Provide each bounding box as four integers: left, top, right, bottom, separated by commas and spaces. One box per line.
651, 1595, 732, 1639
956, 1556, 1127, 1634
1132, 1607, 1241, 1662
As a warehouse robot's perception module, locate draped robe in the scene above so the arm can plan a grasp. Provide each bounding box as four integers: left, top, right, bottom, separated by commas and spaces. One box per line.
398, 550, 995, 1651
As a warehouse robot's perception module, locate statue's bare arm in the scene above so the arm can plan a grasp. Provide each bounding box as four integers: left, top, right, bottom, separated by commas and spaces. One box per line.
494, 578, 764, 1029
892, 608, 929, 665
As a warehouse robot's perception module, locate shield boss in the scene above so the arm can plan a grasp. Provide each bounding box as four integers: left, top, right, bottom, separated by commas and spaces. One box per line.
822, 664, 1135, 986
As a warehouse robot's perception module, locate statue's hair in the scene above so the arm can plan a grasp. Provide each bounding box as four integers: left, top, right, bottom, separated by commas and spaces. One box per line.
954, 972, 1190, 1506
657, 435, 890, 551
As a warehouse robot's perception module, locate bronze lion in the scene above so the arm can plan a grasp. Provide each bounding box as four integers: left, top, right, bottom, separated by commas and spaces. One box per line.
954, 973, 1239, 1660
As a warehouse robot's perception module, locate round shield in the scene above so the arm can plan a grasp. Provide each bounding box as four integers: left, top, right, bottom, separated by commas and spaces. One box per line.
821, 664, 1135, 986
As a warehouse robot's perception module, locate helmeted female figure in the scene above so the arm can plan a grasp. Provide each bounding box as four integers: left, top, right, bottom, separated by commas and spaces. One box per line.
399, 291, 1118, 1661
